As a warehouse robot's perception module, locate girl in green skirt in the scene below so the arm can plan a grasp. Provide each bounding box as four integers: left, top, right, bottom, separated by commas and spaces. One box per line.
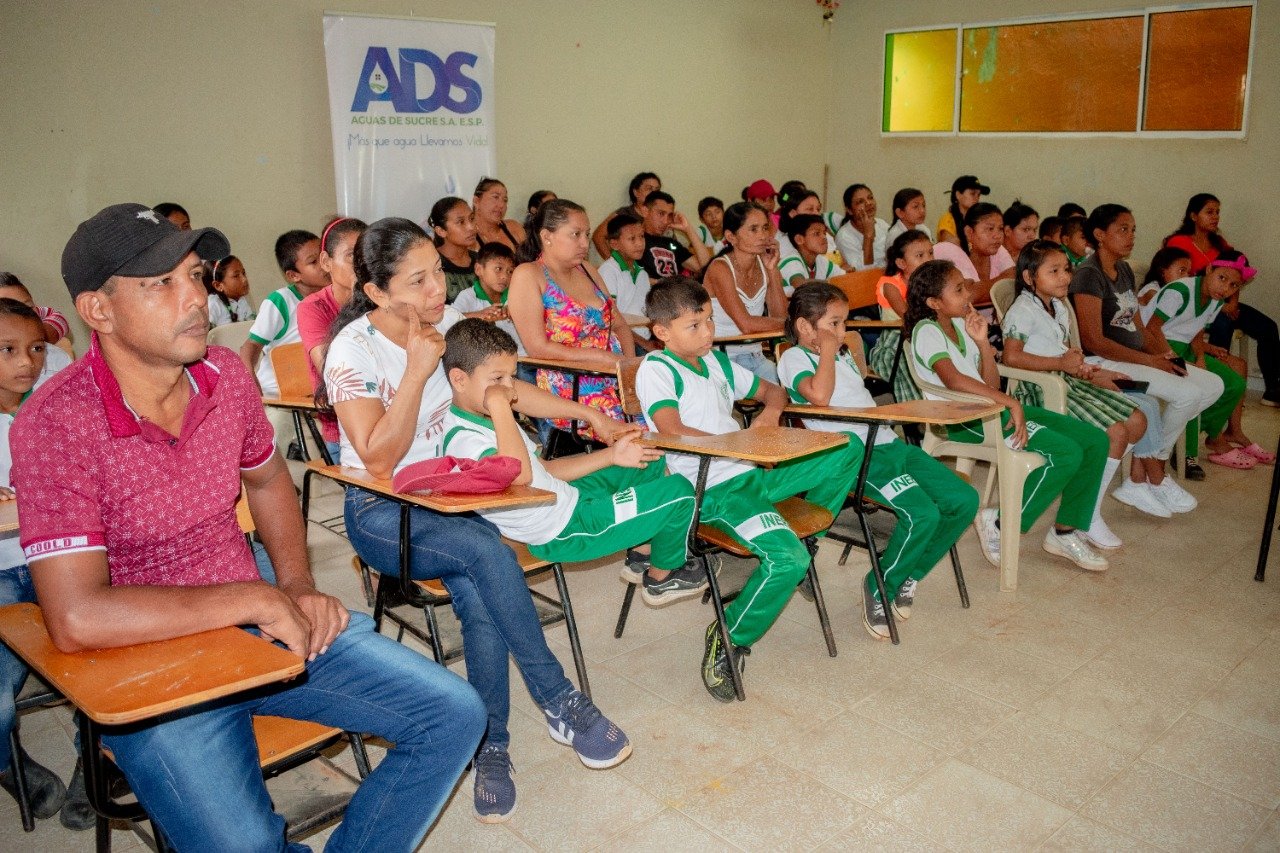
1001, 240, 1150, 549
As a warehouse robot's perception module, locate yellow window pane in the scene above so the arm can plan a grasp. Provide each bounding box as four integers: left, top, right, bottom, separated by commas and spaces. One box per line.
1144, 6, 1251, 131
883, 29, 957, 132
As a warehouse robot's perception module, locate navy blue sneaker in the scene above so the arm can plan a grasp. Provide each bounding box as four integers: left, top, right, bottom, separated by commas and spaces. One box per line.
472, 744, 516, 823
543, 690, 631, 769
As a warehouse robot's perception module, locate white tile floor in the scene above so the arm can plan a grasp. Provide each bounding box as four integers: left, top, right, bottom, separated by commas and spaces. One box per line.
5, 403, 1280, 851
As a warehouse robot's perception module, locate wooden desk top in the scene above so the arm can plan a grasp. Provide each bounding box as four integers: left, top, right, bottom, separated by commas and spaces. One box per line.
0, 500, 17, 534
785, 400, 1004, 426
712, 330, 786, 346
305, 462, 556, 513
845, 319, 901, 330
623, 313, 650, 329
640, 426, 847, 464
262, 395, 319, 412
0, 602, 304, 726
517, 356, 618, 377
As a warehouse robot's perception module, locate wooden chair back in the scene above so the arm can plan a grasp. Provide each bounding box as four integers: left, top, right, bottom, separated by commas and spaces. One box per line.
616, 357, 644, 419
270, 342, 313, 398
828, 268, 885, 312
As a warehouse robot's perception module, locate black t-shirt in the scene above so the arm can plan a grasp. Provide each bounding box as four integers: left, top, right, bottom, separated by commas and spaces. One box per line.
1068, 253, 1144, 353
441, 250, 478, 303
641, 234, 692, 280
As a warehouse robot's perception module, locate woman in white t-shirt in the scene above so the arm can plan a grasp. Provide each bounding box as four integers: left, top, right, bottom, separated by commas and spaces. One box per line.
322, 218, 632, 821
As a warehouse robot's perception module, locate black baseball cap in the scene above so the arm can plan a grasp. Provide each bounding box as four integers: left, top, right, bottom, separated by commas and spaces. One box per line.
61, 203, 230, 299
950, 175, 990, 195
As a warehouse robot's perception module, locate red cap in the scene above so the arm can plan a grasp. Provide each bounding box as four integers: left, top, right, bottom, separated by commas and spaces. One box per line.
393, 455, 521, 495
745, 179, 776, 200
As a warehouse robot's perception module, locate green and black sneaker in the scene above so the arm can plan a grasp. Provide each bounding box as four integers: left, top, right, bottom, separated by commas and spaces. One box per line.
701, 622, 747, 703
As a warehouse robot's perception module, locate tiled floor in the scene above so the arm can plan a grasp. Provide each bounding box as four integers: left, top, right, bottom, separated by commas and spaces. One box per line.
6, 404, 1280, 851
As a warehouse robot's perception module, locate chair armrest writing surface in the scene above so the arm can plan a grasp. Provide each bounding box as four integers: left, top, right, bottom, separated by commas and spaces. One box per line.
516, 356, 617, 377
711, 331, 786, 346
261, 396, 320, 412
0, 602, 304, 726
0, 500, 18, 534
304, 462, 556, 513
844, 319, 902, 330
639, 426, 847, 465
996, 365, 1069, 414
784, 400, 1004, 426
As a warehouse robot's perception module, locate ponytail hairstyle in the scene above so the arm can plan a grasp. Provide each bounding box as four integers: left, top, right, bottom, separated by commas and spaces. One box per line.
1083, 203, 1131, 249
1014, 240, 1070, 312
778, 188, 820, 234
886, 229, 931, 276
316, 218, 434, 409
1143, 246, 1192, 288
426, 197, 469, 247
473, 176, 504, 197
889, 187, 924, 227
903, 259, 958, 338
777, 180, 808, 208
516, 198, 587, 264
712, 201, 769, 262
785, 281, 847, 345
209, 255, 241, 307
1003, 200, 1039, 230
320, 216, 369, 257
840, 183, 870, 228
627, 172, 661, 206
1173, 193, 1228, 251
959, 202, 1002, 255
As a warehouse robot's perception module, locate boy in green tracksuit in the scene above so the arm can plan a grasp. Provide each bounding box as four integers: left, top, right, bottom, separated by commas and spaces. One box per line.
635, 277, 863, 702
440, 319, 708, 605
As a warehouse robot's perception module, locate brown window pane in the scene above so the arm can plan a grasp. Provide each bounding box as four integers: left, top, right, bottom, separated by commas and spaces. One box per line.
1144, 5, 1251, 131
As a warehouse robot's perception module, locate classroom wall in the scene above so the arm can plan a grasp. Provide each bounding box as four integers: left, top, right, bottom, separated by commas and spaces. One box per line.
826, 0, 1278, 320
0, 0, 830, 340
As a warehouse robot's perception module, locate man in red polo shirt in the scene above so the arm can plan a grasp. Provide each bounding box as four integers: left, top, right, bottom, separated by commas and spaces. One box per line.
11, 204, 485, 851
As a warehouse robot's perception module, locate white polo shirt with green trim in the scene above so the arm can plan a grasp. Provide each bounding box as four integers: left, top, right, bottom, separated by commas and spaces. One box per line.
1151, 276, 1222, 345
910, 317, 984, 400
246, 284, 304, 396
635, 348, 759, 489
777, 345, 896, 446
778, 253, 840, 291
450, 282, 526, 354
440, 405, 578, 545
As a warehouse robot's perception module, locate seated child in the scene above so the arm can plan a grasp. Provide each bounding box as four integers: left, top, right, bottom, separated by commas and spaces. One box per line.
451, 241, 539, 388
779, 214, 841, 295
696, 197, 725, 250
1137, 246, 1193, 312
597, 213, 657, 352
440, 319, 706, 606
0, 299, 81, 827
239, 229, 329, 396
1144, 250, 1261, 471
885, 188, 931, 245
907, 260, 1111, 572
1000, 241, 1153, 549
779, 283, 978, 639
869, 229, 934, 404
1038, 216, 1064, 245
0, 273, 73, 356
1060, 218, 1090, 268
636, 277, 862, 701
428, 196, 480, 302
206, 255, 256, 326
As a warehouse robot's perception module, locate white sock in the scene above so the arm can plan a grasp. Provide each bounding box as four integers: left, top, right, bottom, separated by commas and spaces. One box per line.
1093, 456, 1122, 525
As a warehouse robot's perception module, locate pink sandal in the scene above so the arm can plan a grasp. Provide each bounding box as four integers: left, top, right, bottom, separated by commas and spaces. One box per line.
1208, 448, 1258, 470
1238, 443, 1277, 464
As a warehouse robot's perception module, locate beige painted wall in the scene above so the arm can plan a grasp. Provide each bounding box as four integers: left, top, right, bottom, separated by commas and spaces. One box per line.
826, 0, 1278, 319
0, 0, 830, 339
1, 0, 1274, 344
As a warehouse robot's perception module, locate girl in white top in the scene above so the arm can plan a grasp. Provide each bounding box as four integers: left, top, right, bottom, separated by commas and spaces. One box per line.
777, 188, 841, 264
207, 256, 256, 327
834, 184, 890, 271
779, 215, 841, 295
885, 188, 932, 246
704, 201, 787, 382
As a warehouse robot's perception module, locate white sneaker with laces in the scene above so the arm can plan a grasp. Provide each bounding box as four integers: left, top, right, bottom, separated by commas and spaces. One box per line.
1081, 517, 1122, 550
973, 508, 1000, 567
1043, 529, 1109, 571
1111, 480, 1172, 518
1151, 477, 1198, 513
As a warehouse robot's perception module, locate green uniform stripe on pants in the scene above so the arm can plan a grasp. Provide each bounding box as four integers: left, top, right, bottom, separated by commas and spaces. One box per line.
855, 438, 979, 601
945, 406, 1108, 532
701, 441, 862, 647
528, 462, 696, 570
1168, 341, 1246, 455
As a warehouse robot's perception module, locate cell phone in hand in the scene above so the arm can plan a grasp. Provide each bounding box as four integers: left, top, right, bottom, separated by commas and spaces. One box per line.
1112, 378, 1150, 393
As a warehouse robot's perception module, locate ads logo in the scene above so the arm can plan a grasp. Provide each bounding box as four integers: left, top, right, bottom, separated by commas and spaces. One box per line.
351, 47, 482, 113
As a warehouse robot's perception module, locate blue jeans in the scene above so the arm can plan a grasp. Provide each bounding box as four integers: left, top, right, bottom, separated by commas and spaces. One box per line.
1124, 391, 1164, 458
0, 564, 35, 768
345, 490, 573, 749
251, 539, 277, 585
729, 348, 779, 383
101, 612, 484, 853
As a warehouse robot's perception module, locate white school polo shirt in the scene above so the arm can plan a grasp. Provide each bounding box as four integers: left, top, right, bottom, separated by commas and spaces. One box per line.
1001, 291, 1071, 358
246, 285, 304, 396
777, 345, 896, 446
910, 317, 984, 399
1151, 276, 1223, 345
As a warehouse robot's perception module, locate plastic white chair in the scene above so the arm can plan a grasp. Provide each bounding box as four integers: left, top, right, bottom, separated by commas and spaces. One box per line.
907, 343, 1045, 591
208, 319, 254, 350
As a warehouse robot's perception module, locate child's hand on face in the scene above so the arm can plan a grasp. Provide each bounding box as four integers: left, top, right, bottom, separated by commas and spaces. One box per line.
482, 383, 518, 415
962, 306, 988, 345
609, 432, 663, 469
816, 326, 842, 355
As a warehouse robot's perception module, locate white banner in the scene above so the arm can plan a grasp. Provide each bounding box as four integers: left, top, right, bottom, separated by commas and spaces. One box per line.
323, 13, 495, 226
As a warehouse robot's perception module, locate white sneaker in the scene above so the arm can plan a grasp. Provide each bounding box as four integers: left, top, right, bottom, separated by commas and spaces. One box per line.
1043, 529, 1109, 572
1111, 480, 1172, 518
973, 508, 1000, 567
1151, 477, 1198, 513
1081, 517, 1123, 550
